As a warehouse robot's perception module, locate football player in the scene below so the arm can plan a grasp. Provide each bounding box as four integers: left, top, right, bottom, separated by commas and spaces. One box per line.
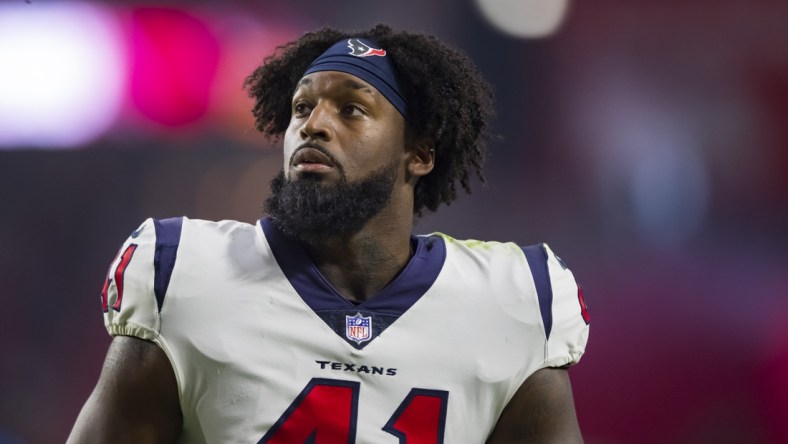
69, 24, 590, 443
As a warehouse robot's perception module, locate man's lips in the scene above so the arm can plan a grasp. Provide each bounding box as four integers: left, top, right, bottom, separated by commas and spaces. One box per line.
290, 146, 336, 172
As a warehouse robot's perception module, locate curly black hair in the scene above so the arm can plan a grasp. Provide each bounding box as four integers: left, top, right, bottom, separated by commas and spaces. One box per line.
244, 24, 494, 215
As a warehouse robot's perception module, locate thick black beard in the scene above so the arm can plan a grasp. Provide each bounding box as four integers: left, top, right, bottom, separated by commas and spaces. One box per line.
264, 160, 399, 244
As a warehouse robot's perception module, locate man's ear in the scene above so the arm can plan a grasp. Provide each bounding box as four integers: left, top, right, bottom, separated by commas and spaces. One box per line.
407, 137, 435, 178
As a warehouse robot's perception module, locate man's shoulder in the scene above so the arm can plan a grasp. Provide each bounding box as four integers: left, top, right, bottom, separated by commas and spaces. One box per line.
427, 232, 525, 256
426, 232, 563, 261
177, 216, 257, 232
128, 216, 256, 237
425, 233, 573, 278
124, 216, 263, 264
141, 216, 260, 242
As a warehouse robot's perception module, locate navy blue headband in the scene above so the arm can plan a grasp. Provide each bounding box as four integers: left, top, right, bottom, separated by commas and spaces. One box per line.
302, 38, 409, 121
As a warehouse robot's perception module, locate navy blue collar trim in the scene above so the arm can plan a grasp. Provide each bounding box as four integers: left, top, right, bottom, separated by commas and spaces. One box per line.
260, 217, 446, 316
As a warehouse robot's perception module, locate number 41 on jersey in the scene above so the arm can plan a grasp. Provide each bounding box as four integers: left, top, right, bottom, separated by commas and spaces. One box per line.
260, 378, 449, 443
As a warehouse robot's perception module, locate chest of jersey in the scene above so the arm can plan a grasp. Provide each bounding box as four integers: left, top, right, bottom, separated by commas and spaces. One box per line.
155, 224, 546, 443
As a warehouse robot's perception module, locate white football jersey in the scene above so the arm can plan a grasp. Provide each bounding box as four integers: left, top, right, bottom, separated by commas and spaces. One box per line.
100, 217, 589, 443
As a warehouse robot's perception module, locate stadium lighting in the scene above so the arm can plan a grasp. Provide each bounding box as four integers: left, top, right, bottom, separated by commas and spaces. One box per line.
474, 0, 571, 38
0, 2, 125, 148
128, 7, 220, 128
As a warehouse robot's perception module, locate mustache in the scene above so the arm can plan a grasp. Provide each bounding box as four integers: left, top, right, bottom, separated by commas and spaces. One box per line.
290, 142, 343, 172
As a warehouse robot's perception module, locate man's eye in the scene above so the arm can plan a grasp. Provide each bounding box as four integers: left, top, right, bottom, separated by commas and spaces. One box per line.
342, 104, 364, 116
293, 103, 310, 116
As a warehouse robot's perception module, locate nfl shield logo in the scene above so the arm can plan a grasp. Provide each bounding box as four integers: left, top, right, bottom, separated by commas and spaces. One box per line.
346, 313, 372, 345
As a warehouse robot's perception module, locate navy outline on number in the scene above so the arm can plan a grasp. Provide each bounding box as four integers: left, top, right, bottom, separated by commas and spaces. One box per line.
382, 388, 449, 443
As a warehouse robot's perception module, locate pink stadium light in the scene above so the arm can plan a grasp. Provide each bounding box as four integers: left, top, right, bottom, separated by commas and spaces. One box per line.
0, 2, 126, 148
128, 7, 220, 128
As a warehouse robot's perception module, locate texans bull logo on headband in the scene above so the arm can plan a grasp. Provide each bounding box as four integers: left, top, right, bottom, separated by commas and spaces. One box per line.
303, 37, 408, 120
347, 38, 386, 57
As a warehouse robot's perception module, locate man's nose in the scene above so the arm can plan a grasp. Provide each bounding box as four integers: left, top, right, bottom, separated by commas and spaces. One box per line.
300, 102, 333, 141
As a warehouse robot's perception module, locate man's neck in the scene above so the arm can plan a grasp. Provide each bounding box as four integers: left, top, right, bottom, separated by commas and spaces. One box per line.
301, 210, 413, 303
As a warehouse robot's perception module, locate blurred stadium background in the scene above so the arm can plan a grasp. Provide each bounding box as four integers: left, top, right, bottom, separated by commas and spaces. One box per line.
1, 0, 787, 442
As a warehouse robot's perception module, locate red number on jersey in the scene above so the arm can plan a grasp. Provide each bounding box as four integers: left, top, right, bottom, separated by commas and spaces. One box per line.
578, 286, 590, 325
383, 388, 448, 443
100, 244, 138, 312
259, 379, 448, 443
259, 378, 359, 443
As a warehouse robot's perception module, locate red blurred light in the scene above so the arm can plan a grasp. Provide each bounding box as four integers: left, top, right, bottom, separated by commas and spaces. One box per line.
129, 7, 220, 127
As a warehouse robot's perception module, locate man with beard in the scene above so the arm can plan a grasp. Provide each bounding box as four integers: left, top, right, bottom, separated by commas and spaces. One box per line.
70, 25, 590, 443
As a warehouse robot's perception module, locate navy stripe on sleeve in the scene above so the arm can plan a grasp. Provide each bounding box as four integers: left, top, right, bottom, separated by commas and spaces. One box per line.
153, 217, 183, 312
521, 244, 554, 340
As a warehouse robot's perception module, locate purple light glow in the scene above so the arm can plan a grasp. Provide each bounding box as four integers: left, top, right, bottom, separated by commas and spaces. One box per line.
0, 2, 126, 148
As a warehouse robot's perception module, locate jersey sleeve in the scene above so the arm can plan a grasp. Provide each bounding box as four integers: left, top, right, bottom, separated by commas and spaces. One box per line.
522, 243, 590, 368
100, 218, 183, 342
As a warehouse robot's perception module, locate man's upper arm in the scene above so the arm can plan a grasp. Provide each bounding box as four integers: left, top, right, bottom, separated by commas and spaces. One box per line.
488, 243, 589, 442
487, 367, 583, 444
68, 336, 182, 444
